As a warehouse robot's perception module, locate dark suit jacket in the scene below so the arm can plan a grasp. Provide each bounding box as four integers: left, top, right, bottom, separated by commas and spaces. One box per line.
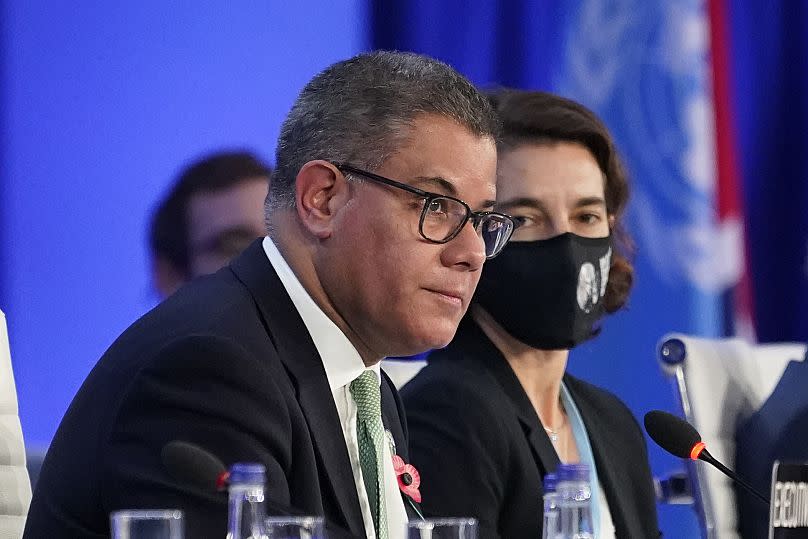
401, 318, 659, 539
735, 355, 808, 539
24, 240, 414, 538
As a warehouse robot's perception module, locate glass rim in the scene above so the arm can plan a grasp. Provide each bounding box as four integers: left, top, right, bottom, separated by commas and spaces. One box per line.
264, 515, 325, 525
110, 509, 183, 520
407, 517, 478, 528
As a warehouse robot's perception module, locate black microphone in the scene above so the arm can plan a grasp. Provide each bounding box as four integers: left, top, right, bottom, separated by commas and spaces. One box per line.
644, 410, 770, 506
160, 441, 361, 539
161, 440, 231, 491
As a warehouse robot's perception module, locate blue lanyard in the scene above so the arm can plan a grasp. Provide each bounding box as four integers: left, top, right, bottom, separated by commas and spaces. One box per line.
560, 382, 602, 537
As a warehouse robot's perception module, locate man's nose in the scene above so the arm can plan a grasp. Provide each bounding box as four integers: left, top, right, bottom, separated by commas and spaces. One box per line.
441, 219, 487, 270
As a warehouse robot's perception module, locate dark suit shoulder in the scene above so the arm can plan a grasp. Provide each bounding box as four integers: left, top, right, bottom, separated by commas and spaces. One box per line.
735, 359, 808, 539
402, 355, 499, 408
564, 373, 633, 411
101, 332, 296, 469
25, 265, 301, 538
565, 374, 644, 438
402, 358, 512, 448
401, 357, 515, 443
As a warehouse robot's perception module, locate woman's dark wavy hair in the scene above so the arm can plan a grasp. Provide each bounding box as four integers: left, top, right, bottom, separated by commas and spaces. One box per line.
488, 89, 634, 313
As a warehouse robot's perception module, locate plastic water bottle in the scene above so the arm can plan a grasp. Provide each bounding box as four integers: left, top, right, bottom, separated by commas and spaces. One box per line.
556, 463, 594, 539
226, 463, 267, 539
541, 472, 559, 539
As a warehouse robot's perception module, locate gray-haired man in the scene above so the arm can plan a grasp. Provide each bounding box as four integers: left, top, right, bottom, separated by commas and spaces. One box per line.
25, 51, 515, 539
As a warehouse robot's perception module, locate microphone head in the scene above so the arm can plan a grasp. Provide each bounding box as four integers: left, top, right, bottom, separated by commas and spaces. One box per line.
644, 410, 703, 459
161, 440, 228, 491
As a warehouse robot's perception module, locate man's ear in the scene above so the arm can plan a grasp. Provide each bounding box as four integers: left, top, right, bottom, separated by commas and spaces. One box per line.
152, 256, 186, 299
608, 214, 616, 230
295, 160, 351, 239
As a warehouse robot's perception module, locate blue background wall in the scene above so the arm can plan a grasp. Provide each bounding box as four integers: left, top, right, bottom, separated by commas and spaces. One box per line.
0, 1, 367, 446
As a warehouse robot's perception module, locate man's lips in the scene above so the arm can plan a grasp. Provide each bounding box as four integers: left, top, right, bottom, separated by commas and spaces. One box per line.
424, 288, 466, 305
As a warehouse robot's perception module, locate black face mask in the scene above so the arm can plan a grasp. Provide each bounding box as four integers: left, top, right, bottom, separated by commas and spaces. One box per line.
474, 232, 612, 350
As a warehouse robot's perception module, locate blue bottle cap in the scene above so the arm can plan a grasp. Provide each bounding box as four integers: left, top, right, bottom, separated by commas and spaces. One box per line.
543, 473, 558, 492
557, 463, 590, 482
228, 462, 266, 484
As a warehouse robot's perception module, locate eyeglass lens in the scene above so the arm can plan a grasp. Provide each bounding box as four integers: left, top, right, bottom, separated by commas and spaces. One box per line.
422, 197, 511, 257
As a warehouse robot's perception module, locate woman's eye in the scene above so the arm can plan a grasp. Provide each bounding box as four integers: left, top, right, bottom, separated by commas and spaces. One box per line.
512, 216, 534, 228
578, 213, 601, 224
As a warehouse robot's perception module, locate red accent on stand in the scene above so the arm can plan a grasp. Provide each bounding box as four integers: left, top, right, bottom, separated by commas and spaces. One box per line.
216, 471, 230, 491
690, 441, 706, 461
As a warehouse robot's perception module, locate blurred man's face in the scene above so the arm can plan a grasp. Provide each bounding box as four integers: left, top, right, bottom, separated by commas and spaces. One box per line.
187, 177, 269, 276
318, 113, 498, 358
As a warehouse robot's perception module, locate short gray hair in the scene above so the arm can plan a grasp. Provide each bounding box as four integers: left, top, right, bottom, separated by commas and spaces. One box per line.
266, 50, 500, 212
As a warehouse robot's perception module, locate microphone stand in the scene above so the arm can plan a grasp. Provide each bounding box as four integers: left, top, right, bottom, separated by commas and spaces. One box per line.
698, 449, 770, 505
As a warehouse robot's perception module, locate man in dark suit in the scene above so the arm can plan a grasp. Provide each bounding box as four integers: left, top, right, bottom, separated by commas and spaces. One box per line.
735, 352, 808, 538
24, 51, 515, 538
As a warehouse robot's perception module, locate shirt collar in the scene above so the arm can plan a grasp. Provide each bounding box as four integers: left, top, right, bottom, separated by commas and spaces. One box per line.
261, 236, 380, 391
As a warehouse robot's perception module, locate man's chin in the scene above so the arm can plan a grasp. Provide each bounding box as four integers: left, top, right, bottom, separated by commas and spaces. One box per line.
410, 324, 459, 353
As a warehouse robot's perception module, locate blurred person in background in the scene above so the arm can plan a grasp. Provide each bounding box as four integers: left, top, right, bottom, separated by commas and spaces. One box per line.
402, 89, 660, 538
23, 155, 272, 492
149, 150, 271, 298
735, 350, 808, 538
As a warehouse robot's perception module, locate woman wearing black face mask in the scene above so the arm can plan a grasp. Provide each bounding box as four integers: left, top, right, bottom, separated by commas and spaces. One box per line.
401, 90, 660, 539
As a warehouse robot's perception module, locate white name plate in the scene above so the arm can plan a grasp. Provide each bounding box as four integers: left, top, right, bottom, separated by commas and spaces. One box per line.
770, 462, 808, 538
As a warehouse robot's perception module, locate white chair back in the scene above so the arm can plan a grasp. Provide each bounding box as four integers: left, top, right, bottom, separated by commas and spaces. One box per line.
0, 309, 31, 538
380, 358, 428, 390
657, 333, 806, 539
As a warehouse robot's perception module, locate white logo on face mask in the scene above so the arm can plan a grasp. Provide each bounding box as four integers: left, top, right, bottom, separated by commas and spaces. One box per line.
577, 248, 612, 313
600, 248, 612, 297
577, 263, 598, 313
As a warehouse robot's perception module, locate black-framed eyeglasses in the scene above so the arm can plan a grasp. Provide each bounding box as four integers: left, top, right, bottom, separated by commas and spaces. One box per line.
336, 163, 516, 258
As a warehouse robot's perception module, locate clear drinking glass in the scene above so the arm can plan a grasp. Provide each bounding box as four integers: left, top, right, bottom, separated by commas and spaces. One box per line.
406, 518, 478, 539
264, 516, 324, 538
110, 509, 184, 539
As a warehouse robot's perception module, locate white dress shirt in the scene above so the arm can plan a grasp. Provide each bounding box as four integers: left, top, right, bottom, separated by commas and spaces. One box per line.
262, 237, 408, 539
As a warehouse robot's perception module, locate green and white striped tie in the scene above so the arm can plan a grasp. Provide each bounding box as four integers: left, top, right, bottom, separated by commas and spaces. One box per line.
350, 370, 388, 539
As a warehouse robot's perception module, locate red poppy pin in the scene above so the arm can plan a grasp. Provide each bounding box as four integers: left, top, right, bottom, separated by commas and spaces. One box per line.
392, 454, 421, 503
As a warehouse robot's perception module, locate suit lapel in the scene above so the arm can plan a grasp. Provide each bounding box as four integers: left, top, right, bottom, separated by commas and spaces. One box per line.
380, 371, 406, 460
230, 241, 365, 536
481, 352, 561, 479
